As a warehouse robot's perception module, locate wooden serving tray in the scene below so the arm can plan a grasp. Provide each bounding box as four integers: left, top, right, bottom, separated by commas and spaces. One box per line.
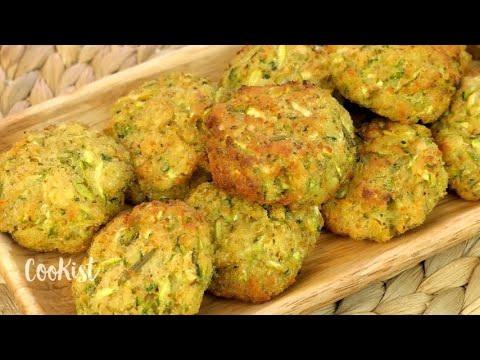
1, 45, 480, 315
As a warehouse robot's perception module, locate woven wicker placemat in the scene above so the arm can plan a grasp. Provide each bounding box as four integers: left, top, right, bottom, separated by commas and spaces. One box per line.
0, 45, 183, 117
313, 235, 480, 315
1, 45, 480, 315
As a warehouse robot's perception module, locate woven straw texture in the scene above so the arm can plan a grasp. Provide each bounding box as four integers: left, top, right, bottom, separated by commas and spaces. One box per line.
1, 45, 480, 315
0, 45, 182, 118
314, 235, 480, 315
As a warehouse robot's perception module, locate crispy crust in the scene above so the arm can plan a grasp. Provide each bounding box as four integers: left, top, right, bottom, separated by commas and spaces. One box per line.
187, 182, 322, 303
323, 119, 448, 242
216, 45, 334, 102
107, 72, 216, 202
0, 123, 134, 253
326, 45, 470, 124
432, 61, 480, 200
206, 83, 356, 207
72, 200, 214, 314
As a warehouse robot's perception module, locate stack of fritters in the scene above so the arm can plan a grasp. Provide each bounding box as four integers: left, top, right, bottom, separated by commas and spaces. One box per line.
1, 45, 478, 315
432, 61, 480, 201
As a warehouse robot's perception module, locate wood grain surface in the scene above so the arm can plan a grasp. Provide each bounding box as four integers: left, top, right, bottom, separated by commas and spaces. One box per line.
1, 45, 479, 314
0, 272, 18, 315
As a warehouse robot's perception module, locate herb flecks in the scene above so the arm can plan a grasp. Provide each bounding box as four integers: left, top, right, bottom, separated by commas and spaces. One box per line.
131, 249, 157, 272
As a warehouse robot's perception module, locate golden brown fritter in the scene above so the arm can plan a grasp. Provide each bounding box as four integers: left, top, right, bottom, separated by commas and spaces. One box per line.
326, 45, 470, 124
107, 72, 216, 202
217, 45, 333, 102
323, 119, 448, 242
206, 83, 356, 207
72, 200, 214, 315
0, 123, 134, 253
431, 61, 480, 200
126, 167, 212, 205
187, 182, 322, 303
